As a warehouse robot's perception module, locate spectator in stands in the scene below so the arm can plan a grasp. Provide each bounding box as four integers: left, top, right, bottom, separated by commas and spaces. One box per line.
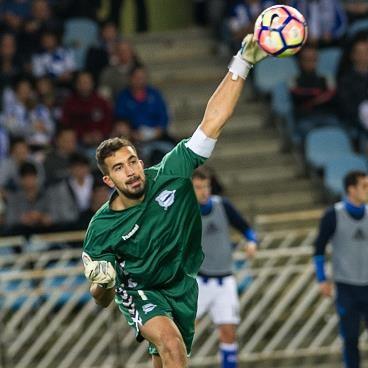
61, 71, 113, 150
337, 36, 368, 137
85, 21, 118, 84
224, 0, 275, 52
32, 29, 76, 87
344, 0, 368, 23
291, 0, 347, 47
46, 152, 95, 227
0, 0, 31, 33
99, 39, 141, 101
68, 153, 94, 212
0, 126, 9, 161
43, 127, 78, 185
115, 65, 174, 165
20, 0, 62, 59
313, 170, 368, 368
4, 161, 52, 235
0, 137, 44, 192
110, 119, 134, 140
79, 181, 111, 228
0, 33, 26, 97
1, 77, 55, 148
35, 76, 63, 123
289, 44, 338, 144
192, 166, 257, 368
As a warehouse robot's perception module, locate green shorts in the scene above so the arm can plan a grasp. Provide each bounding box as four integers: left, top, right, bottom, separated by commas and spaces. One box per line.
115, 277, 198, 356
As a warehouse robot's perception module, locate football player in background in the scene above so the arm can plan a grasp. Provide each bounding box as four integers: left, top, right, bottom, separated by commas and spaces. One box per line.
313, 170, 368, 368
82, 34, 267, 368
193, 166, 257, 368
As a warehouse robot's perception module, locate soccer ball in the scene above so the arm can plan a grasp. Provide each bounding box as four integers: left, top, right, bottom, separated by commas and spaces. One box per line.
254, 5, 308, 58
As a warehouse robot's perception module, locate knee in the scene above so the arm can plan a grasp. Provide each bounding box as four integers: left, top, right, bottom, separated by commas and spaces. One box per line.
158, 334, 187, 365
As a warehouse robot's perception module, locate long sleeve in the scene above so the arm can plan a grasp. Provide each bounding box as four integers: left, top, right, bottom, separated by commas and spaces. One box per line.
222, 197, 257, 242
313, 206, 336, 282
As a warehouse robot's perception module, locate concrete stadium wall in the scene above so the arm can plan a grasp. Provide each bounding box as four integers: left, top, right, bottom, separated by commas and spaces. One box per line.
100, 0, 194, 34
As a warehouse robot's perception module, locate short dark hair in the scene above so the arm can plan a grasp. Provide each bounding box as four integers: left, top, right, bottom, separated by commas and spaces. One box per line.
129, 64, 145, 78
69, 152, 90, 167
55, 126, 75, 138
96, 137, 137, 175
344, 170, 367, 193
192, 166, 212, 181
19, 162, 37, 177
10, 137, 27, 151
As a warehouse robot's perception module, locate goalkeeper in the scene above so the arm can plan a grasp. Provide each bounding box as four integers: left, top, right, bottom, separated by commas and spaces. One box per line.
82, 34, 267, 368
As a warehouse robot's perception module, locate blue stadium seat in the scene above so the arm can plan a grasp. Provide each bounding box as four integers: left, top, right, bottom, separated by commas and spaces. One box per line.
42, 260, 90, 306
317, 47, 342, 76
63, 17, 99, 69
254, 56, 298, 95
305, 126, 353, 170
324, 154, 368, 197
0, 245, 16, 256
271, 81, 292, 119
347, 18, 368, 39
271, 81, 296, 144
0, 269, 38, 310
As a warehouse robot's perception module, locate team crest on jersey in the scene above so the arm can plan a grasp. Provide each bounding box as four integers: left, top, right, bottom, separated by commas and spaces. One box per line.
155, 190, 176, 210
142, 303, 157, 314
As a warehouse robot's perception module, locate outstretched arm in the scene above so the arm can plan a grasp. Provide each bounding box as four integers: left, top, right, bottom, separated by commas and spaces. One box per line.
199, 73, 244, 139
199, 34, 267, 139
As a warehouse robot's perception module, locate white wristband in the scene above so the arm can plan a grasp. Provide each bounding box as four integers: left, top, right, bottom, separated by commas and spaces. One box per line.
228, 54, 252, 80
185, 128, 217, 158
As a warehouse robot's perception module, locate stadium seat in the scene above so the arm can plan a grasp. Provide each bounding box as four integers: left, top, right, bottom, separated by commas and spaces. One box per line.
305, 126, 353, 170
271, 81, 292, 119
347, 18, 368, 39
271, 81, 297, 144
0, 269, 38, 310
317, 47, 342, 76
254, 56, 298, 96
324, 154, 368, 197
63, 18, 99, 70
42, 260, 89, 307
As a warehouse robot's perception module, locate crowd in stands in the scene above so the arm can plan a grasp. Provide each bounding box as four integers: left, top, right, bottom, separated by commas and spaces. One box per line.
2, 0, 368, 235
0, 0, 173, 236
283, 2, 368, 152
194, 0, 368, 198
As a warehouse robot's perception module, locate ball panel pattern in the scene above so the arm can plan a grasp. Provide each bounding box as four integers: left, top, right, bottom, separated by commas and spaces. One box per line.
254, 5, 307, 58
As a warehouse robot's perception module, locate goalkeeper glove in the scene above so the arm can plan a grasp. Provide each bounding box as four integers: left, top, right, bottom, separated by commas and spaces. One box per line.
228, 33, 268, 80
82, 252, 116, 289
239, 34, 268, 65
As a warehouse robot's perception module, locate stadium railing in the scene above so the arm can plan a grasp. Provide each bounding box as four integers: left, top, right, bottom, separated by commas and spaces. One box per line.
1, 228, 368, 368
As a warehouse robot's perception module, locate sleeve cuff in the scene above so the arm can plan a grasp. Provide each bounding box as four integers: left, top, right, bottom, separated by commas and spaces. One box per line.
244, 228, 257, 244
185, 128, 217, 158
313, 255, 327, 282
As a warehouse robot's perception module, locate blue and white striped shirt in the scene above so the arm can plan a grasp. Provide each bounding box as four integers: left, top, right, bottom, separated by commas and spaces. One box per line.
32, 47, 76, 78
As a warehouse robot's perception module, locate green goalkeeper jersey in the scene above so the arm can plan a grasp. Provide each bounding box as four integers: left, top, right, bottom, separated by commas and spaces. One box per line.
83, 140, 206, 296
